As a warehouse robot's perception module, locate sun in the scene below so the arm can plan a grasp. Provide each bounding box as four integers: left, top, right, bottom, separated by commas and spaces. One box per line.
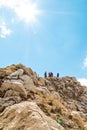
15, 1, 41, 25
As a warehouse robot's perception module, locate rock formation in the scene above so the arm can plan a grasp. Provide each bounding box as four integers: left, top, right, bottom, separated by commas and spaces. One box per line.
0, 64, 87, 130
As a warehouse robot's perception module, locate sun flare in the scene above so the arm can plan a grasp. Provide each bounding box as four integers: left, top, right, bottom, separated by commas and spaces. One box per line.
15, 2, 41, 24
0, 0, 41, 25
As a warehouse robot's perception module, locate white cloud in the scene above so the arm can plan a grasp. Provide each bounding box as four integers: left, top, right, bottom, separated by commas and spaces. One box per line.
0, 0, 41, 25
83, 57, 87, 69
0, 22, 11, 38
78, 78, 87, 86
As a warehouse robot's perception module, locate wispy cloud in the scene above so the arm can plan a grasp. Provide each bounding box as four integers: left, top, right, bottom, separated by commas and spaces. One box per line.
45, 11, 74, 16
0, 22, 11, 38
82, 57, 87, 69
0, 0, 41, 24
78, 78, 87, 86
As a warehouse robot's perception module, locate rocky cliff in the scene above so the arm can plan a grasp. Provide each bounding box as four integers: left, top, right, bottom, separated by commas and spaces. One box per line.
0, 64, 87, 130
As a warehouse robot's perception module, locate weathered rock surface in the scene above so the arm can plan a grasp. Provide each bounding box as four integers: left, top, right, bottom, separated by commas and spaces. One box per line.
0, 101, 64, 130
0, 64, 87, 130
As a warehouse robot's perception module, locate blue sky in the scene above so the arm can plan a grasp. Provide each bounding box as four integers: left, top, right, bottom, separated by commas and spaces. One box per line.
0, 0, 87, 85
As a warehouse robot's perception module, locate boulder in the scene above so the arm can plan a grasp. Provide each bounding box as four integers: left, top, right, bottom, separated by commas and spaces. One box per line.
84, 124, 87, 130
19, 75, 35, 89
0, 82, 27, 98
8, 69, 24, 79
71, 111, 85, 129
0, 101, 65, 130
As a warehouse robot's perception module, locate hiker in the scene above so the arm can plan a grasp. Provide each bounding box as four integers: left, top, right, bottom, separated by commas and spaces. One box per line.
44, 72, 47, 78
57, 73, 59, 77
48, 72, 53, 77
51, 72, 53, 77
48, 72, 51, 77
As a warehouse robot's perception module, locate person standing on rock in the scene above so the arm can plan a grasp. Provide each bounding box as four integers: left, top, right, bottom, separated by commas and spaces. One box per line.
51, 72, 53, 77
48, 72, 50, 77
44, 72, 47, 78
57, 73, 59, 77
48, 72, 53, 77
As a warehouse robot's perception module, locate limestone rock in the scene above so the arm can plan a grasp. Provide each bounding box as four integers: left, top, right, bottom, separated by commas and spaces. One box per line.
19, 75, 35, 89
8, 69, 24, 79
84, 124, 87, 130
0, 64, 87, 130
1, 82, 27, 97
71, 111, 85, 129
0, 101, 64, 130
